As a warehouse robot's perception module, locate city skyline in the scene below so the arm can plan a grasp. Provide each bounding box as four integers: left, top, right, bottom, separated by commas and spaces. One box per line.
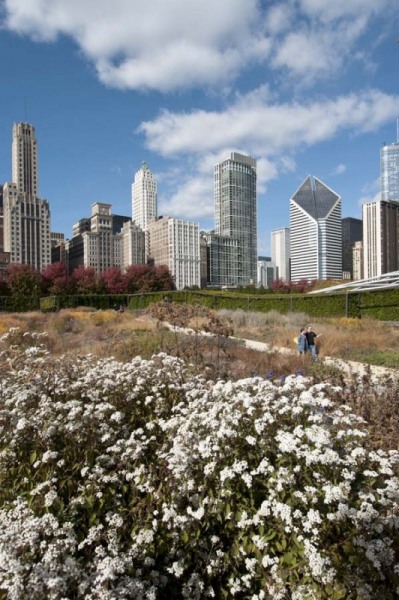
0, 1, 399, 255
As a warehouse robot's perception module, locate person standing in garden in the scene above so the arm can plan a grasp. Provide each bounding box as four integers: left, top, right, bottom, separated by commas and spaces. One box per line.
306, 325, 322, 361
297, 328, 308, 355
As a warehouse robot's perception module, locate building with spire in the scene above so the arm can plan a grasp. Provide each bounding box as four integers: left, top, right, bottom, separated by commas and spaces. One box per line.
3, 123, 51, 270
290, 175, 342, 282
132, 162, 157, 230
132, 162, 157, 261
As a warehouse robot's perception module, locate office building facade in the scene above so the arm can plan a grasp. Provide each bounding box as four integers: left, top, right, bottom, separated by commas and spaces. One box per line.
148, 216, 200, 290
257, 256, 276, 288
66, 203, 145, 274
381, 141, 399, 202
342, 217, 362, 278
362, 200, 399, 278
212, 152, 257, 286
271, 227, 290, 281
205, 232, 239, 287
352, 240, 363, 281
3, 123, 51, 271
290, 176, 342, 282
12, 122, 39, 197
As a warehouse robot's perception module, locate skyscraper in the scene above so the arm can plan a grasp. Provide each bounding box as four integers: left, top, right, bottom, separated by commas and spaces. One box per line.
3, 122, 51, 270
132, 162, 157, 231
381, 125, 399, 202
362, 200, 399, 278
12, 123, 39, 197
290, 176, 342, 282
212, 152, 257, 286
271, 227, 290, 281
342, 217, 362, 278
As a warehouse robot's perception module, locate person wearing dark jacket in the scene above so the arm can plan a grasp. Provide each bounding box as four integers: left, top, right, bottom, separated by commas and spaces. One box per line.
305, 326, 322, 361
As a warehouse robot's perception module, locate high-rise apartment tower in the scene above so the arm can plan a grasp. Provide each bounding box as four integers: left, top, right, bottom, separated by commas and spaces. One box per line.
212, 152, 257, 286
381, 123, 399, 202
290, 176, 342, 282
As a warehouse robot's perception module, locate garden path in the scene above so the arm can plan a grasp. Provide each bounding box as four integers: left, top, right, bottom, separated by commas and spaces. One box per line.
163, 322, 399, 382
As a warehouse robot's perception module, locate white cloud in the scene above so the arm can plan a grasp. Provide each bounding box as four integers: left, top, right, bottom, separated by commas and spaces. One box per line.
159, 173, 214, 221
298, 0, 393, 23
138, 88, 399, 157
271, 15, 369, 84
2, 0, 397, 91
331, 163, 347, 175
265, 3, 294, 35
2, 0, 268, 91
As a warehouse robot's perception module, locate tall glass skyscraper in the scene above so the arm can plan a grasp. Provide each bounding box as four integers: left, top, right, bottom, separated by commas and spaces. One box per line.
212, 152, 257, 286
381, 137, 399, 202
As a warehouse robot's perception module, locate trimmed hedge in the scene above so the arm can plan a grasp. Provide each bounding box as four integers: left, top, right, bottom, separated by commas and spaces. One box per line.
128, 290, 352, 317
1, 287, 398, 321
0, 295, 40, 312
358, 288, 399, 321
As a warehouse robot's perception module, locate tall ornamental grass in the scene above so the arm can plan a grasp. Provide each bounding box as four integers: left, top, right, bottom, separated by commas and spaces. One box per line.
0, 330, 398, 599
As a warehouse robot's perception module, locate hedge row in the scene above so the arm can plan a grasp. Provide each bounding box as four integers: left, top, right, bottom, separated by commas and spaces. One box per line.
2, 287, 399, 320
127, 290, 355, 317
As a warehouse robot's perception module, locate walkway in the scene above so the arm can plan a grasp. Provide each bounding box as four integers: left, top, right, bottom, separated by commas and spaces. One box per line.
163, 322, 398, 381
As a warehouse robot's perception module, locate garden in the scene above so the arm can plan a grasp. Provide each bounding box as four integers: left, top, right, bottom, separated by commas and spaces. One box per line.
0, 304, 399, 599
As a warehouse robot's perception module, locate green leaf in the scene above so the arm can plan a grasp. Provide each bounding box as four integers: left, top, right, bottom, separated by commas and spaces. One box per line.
29, 451, 37, 465
181, 531, 189, 544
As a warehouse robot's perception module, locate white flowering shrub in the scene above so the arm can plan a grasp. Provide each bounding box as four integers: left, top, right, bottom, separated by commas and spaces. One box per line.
0, 333, 399, 599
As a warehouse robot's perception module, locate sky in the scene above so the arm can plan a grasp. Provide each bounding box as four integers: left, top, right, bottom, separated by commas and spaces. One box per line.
0, 0, 398, 256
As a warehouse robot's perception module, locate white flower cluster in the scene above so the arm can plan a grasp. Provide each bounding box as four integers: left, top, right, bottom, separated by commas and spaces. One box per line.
0, 336, 398, 599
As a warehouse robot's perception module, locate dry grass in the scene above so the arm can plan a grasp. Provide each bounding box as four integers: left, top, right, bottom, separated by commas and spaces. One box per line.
0, 308, 157, 359
220, 309, 399, 360
1, 306, 398, 364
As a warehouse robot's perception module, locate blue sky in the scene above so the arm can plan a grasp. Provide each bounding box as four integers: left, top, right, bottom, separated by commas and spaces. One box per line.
0, 0, 398, 255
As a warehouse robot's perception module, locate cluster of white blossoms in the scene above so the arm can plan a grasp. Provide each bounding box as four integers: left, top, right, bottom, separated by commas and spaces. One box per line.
0, 334, 399, 599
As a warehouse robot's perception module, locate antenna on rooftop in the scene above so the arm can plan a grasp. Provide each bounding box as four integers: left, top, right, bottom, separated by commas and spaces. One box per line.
397, 117, 399, 144
24, 97, 27, 122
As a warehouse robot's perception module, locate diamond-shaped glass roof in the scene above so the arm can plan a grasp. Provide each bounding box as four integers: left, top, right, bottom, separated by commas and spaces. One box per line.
291, 176, 340, 219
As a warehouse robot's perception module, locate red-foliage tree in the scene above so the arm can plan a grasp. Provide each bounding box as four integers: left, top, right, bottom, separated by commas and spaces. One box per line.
42, 262, 71, 295
270, 278, 291, 294
6, 263, 43, 297
71, 266, 99, 294
100, 267, 128, 294
152, 265, 175, 291
291, 278, 311, 293
125, 264, 175, 293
